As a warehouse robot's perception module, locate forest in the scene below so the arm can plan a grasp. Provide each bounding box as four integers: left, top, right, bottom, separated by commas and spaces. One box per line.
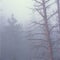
0, 0, 60, 60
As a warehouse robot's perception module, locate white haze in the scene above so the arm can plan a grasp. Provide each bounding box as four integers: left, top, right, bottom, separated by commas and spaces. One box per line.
0, 0, 56, 26
0, 0, 33, 25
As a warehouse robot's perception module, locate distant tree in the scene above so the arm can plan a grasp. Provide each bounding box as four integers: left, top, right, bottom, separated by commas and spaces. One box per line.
1, 14, 23, 60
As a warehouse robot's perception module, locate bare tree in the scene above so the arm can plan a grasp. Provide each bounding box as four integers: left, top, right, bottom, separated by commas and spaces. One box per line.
31, 0, 57, 60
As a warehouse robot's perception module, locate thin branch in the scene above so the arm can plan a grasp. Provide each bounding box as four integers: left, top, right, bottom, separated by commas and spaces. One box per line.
34, 6, 43, 10
28, 39, 46, 41
34, 4, 42, 7
46, 2, 55, 8
28, 39, 48, 43
50, 24, 58, 32
27, 33, 46, 37
33, 45, 48, 49
32, 20, 45, 25
47, 11, 57, 20
45, 0, 50, 3
34, 0, 42, 4
32, 33, 46, 35
35, 8, 44, 17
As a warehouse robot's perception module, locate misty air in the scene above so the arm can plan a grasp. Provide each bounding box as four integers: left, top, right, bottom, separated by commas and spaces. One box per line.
0, 0, 60, 60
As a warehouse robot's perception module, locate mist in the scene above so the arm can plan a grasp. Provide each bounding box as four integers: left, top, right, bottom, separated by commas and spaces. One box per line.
0, 0, 60, 60
0, 0, 33, 25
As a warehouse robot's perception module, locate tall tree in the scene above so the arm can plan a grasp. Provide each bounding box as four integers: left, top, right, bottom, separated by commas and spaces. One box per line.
32, 0, 57, 60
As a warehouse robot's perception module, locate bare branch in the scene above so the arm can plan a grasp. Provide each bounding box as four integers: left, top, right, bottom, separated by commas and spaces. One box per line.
32, 20, 45, 26
45, 0, 50, 3
46, 2, 55, 8
50, 24, 58, 32
26, 33, 46, 37
34, 4, 42, 7
28, 39, 46, 41
34, 0, 42, 4
47, 11, 57, 20
32, 33, 46, 35
28, 7, 36, 11
29, 7, 44, 17
33, 45, 48, 49
35, 8, 44, 17
34, 5, 43, 10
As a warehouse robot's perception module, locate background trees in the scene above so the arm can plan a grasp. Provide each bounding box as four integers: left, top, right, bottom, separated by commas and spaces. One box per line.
0, 0, 60, 60
0, 14, 24, 60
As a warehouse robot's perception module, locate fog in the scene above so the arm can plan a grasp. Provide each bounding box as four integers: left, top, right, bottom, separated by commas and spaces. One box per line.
0, 0, 33, 25
0, 0, 60, 60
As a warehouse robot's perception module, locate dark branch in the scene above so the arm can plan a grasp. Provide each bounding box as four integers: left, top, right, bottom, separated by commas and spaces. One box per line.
34, 0, 42, 4
32, 33, 46, 35
35, 8, 44, 17
47, 11, 57, 20
46, 2, 56, 8
28, 39, 46, 41
50, 24, 58, 32
33, 45, 48, 49
45, 0, 50, 3
34, 5, 43, 10
32, 21, 45, 25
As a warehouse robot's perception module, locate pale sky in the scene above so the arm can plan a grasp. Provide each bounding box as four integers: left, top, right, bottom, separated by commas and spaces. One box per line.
0, 0, 33, 24
0, 0, 56, 26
